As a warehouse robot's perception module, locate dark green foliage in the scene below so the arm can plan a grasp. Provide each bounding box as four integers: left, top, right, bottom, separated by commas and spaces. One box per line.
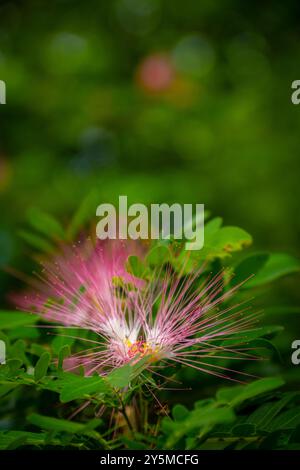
0, 212, 299, 449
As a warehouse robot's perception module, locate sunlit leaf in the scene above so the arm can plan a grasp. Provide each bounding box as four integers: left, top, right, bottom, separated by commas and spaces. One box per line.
34, 352, 51, 382
0, 311, 39, 329
245, 253, 300, 288
60, 374, 110, 403
216, 377, 284, 407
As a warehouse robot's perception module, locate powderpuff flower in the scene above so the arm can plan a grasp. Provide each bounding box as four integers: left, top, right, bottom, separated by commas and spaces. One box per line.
15, 239, 259, 382
72, 266, 258, 381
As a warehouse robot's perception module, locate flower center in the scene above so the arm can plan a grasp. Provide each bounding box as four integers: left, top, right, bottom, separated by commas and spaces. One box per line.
124, 338, 160, 361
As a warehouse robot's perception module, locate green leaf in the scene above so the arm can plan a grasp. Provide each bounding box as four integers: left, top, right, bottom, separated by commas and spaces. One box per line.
259, 429, 290, 449
269, 407, 300, 431
204, 217, 223, 238
245, 253, 300, 288
245, 338, 282, 361
0, 431, 60, 450
18, 230, 55, 253
231, 253, 269, 287
58, 345, 71, 370
0, 383, 19, 398
194, 225, 252, 261
26, 207, 65, 240
34, 352, 51, 382
0, 311, 39, 329
120, 437, 148, 450
107, 356, 149, 388
163, 404, 235, 449
30, 343, 48, 357
60, 374, 110, 403
209, 226, 252, 256
290, 425, 300, 443
194, 398, 215, 409
28, 413, 100, 434
27, 414, 108, 447
221, 325, 284, 346
246, 393, 299, 431
37, 373, 72, 394
126, 255, 148, 279
172, 404, 189, 422
107, 364, 133, 389
7, 359, 23, 373
216, 377, 285, 407
264, 306, 300, 316
145, 245, 171, 266
67, 188, 99, 240
231, 423, 256, 437
51, 328, 77, 354
8, 325, 39, 340
10, 339, 28, 366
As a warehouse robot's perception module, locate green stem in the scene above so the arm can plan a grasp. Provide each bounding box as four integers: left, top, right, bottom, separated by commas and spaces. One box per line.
119, 395, 133, 433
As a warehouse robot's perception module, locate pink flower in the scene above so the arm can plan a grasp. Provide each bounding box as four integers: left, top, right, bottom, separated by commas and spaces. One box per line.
15, 240, 258, 382
72, 265, 258, 381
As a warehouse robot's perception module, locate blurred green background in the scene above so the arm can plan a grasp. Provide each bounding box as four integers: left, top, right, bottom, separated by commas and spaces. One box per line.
0, 2, 300, 450
0, 0, 299, 315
